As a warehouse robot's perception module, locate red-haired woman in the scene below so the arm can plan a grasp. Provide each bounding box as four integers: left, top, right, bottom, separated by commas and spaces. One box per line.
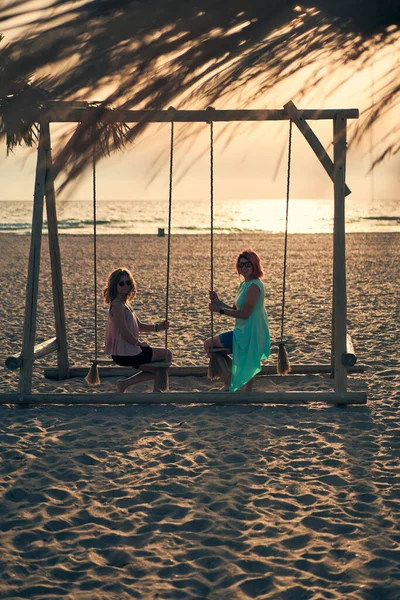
204, 249, 270, 392
104, 267, 171, 392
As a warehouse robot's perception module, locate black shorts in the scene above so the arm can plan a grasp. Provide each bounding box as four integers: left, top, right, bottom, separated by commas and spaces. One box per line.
112, 346, 153, 368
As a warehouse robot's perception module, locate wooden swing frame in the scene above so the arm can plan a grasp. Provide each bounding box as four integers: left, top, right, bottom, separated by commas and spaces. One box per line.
1, 101, 367, 406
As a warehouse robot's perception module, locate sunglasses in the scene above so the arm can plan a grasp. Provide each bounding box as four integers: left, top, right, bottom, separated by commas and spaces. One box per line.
118, 280, 132, 287
238, 261, 252, 269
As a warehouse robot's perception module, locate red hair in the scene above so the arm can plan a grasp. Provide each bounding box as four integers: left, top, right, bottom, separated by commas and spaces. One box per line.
236, 248, 264, 279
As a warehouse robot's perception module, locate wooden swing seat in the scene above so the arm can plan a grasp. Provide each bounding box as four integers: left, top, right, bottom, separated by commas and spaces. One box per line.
97, 358, 171, 370
209, 347, 231, 354
140, 361, 171, 369
141, 360, 171, 373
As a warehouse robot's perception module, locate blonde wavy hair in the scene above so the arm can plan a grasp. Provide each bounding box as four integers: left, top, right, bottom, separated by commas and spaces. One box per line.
103, 267, 137, 305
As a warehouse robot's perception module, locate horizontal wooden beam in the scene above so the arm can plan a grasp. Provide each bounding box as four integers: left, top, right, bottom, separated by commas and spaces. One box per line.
0, 391, 366, 405
44, 363, 365, 380
37, 105, 359, 124
5, 337, 58, 371
343, 333, 357, 367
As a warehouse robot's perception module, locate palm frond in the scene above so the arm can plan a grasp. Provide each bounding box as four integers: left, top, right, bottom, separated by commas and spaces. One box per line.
0, 83, 50, 152
0, 1, 398, 182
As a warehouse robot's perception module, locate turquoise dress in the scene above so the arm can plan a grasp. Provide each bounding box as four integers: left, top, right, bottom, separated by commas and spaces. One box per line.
231, 279, 270, 392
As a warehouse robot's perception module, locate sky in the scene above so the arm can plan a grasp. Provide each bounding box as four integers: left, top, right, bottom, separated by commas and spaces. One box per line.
0, 23, 399, 206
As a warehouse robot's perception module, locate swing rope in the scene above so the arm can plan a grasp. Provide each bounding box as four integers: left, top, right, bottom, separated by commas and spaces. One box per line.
210, 119, 215, 341
207, 118, 227, 380
87, 121, 173, 387
85, 145, 101, 385
92, 146, 98, 362
277, 119, 292, 375
165, 120, 174, 352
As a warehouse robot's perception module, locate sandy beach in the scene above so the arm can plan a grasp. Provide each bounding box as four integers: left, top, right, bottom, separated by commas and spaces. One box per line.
0, 231, 399, 599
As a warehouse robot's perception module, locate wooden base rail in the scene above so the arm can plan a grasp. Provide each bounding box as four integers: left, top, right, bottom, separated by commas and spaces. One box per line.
44, 363, 365, 380
0, 391, 367, 406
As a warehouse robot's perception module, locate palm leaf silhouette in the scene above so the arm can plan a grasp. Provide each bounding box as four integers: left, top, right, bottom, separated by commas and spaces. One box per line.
0, 1, 398, 182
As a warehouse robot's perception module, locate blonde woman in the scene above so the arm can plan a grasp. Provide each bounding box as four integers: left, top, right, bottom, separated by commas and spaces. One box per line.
104, 267, 171, 392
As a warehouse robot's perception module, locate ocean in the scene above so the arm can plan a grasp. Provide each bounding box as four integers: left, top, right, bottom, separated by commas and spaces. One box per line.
0, 197, 398, 235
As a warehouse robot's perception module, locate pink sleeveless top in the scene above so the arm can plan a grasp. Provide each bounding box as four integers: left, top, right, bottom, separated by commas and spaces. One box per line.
104, 302, 141, 356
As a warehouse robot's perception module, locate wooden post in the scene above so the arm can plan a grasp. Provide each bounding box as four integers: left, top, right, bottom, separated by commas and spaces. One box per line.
331, 267, 335, 378
332, 116, 348, 393
42, 122, 70, 379
19, 125, 47, 394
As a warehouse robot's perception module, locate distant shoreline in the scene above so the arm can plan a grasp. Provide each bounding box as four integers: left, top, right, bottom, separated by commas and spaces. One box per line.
2, 230, 400, 237
0, 197, 399, 234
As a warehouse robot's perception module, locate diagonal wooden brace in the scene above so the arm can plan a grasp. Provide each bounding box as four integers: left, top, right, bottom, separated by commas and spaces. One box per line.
284, 101, 351, 196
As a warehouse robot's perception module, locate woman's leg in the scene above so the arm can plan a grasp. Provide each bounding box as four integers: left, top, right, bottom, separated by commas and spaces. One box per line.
204, 334, 224, 357
150, 347, 172, 363
219, 380, 230, 392
243, 377, 254, 393
115, 347, 172, 393
142, 346, 172, 393
117, 371, 154, 393
204, 336, 232, 390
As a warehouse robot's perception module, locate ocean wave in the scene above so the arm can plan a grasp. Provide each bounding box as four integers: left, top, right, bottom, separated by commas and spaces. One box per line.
362, 216, 400, 222
0, 218, 113, 232
0, 222, 31, 231
174, 225, 252, 232
58, 219, 112, 228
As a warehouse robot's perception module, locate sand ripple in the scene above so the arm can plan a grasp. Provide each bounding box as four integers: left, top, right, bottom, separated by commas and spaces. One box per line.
0, 400, 399, 599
